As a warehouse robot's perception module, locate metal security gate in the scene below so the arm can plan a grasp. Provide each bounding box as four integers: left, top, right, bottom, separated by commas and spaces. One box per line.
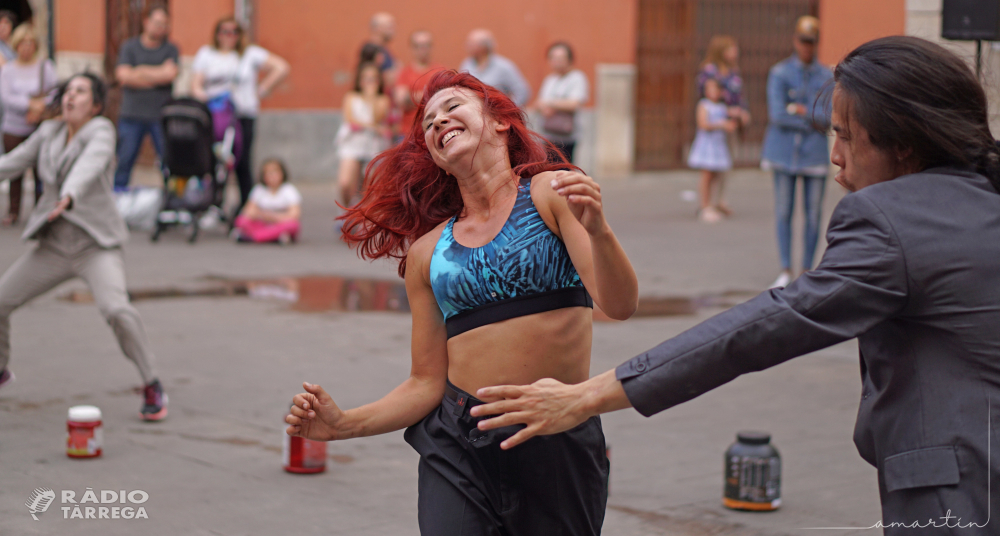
635, 0, 818, 170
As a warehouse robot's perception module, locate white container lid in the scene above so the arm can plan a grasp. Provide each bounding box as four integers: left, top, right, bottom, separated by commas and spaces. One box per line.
68, 405, 102, 422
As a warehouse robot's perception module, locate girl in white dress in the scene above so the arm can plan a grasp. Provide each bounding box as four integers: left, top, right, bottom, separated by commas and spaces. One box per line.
688, 78, 737, 223
335, 62, 390, 208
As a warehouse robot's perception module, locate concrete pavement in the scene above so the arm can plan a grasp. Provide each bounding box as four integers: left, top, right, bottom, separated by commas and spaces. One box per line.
0, 169, 886, 535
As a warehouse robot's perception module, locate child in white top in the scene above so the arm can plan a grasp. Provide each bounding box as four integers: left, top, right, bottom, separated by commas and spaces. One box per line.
233, 159, 302, 244
688, 78, 737, 223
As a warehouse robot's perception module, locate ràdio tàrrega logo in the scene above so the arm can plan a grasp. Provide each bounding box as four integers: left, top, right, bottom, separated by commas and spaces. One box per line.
25, 488, 56, 521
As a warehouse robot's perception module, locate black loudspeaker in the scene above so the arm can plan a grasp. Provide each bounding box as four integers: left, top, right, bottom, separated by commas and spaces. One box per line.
942, 0, 1000, 40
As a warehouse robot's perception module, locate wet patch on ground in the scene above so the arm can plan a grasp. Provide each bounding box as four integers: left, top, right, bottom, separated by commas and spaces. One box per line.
60, 275, 759, 319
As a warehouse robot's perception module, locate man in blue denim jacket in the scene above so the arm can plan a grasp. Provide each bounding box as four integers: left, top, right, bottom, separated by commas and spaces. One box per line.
761, 16, 833, 289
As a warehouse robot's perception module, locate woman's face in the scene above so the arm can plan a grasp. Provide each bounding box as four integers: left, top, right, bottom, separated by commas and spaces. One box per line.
548, 47, 570, 74
830, 88, 905, 192
16, 37, 35, 62
61, 76, 99, 126
359, 66, 381, 92
422, 87, 507, 171
216, 22, 240, 51
262, 162, 284, 189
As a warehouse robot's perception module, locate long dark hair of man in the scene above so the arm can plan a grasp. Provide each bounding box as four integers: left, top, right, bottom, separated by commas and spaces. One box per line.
832, 36, 1000, 193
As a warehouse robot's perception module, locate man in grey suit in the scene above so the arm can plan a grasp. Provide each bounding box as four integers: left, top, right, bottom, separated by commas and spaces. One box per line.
472, 37, 1000, 533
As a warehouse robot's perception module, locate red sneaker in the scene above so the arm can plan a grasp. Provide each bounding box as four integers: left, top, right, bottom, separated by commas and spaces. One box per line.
140, 379, 168, 421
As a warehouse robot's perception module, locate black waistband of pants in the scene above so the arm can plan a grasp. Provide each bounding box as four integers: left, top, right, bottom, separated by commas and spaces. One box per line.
442, 380, 521, 447
445, 286, 593, 339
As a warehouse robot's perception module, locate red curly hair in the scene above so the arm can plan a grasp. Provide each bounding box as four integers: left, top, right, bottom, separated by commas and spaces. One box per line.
341, 69, 578, 277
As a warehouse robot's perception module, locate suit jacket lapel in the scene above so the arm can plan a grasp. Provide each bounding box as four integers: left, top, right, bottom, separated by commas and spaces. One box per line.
50, 121, 90, 186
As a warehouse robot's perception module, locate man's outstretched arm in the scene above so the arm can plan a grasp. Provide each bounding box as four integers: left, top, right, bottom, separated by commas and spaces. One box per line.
472, 192, 908, 449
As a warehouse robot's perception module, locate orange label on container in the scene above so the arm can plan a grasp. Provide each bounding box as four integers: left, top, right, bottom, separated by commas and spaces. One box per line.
723, 497, 781, 511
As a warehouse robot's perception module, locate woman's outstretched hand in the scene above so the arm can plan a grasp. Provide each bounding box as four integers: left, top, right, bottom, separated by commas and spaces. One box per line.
285, 382, 345, 442
551, 171, 608, 236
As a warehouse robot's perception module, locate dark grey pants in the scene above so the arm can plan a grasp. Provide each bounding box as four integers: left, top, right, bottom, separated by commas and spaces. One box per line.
404, 381, 609, 536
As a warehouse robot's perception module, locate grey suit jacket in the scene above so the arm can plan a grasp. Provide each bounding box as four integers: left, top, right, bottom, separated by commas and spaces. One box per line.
617, 168, 1000, 529
0, 116, 127, 247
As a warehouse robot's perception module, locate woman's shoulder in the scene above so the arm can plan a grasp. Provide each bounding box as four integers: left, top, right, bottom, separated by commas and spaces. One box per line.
246, 44, 269, 55
35, 118, 65, 135
80, 116, 117, 143
408, 220, 450, 267
244, 45, 270, 62
86, 116, 116, 133
526, 172, 563, 210
279, 182, 302, 197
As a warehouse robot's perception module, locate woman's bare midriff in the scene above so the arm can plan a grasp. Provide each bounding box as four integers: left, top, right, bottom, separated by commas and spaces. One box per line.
446, 306, 593, 395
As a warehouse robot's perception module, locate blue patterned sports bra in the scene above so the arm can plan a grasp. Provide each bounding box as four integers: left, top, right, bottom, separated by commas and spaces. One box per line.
430, 177, 592, 338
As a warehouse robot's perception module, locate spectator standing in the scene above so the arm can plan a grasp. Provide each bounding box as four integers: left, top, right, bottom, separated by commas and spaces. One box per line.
233, 158, 301, 244
535, 41, 588, 162
761, 16, 832, 289
460, 29, 531, 107
0, 24, 56, 226
696, 35, 750, 218
697, 36, 750, 126
688, 78, 736, 223
191, 17, 290, 219
112, 4, 178, 191
335, 62, 390, 208
0, 11, 17, 65
393, 30, 444, 133
362, 12, 396, 75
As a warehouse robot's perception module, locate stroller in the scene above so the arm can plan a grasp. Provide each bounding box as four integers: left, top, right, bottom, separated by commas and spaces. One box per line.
151, 97, 239, 243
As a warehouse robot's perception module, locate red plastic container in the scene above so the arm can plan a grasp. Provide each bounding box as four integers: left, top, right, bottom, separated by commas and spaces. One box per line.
67, 406, 103, 458
283, 432, 326, 474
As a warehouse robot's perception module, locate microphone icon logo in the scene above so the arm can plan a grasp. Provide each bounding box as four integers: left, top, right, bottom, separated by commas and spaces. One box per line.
25, 488, 56, 521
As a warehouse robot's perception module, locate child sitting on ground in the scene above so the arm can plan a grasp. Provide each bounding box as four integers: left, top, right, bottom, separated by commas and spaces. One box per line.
232, 158, 301, 244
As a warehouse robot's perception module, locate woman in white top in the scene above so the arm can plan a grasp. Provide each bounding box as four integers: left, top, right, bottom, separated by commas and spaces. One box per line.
534, 42, 588, 163
191, 17, 289, 218
233, 158, 301, 244
0, 24, 56, 226
335, 62, 390, 208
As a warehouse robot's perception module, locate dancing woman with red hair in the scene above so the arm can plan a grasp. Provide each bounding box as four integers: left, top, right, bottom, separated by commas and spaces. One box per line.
285, 70, 638, 534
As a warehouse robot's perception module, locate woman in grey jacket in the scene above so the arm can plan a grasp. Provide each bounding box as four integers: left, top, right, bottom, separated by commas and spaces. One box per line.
0, 73, 167, 421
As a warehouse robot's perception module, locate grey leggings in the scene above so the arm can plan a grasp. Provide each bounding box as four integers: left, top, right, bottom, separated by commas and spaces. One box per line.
0, 219, 157, 383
